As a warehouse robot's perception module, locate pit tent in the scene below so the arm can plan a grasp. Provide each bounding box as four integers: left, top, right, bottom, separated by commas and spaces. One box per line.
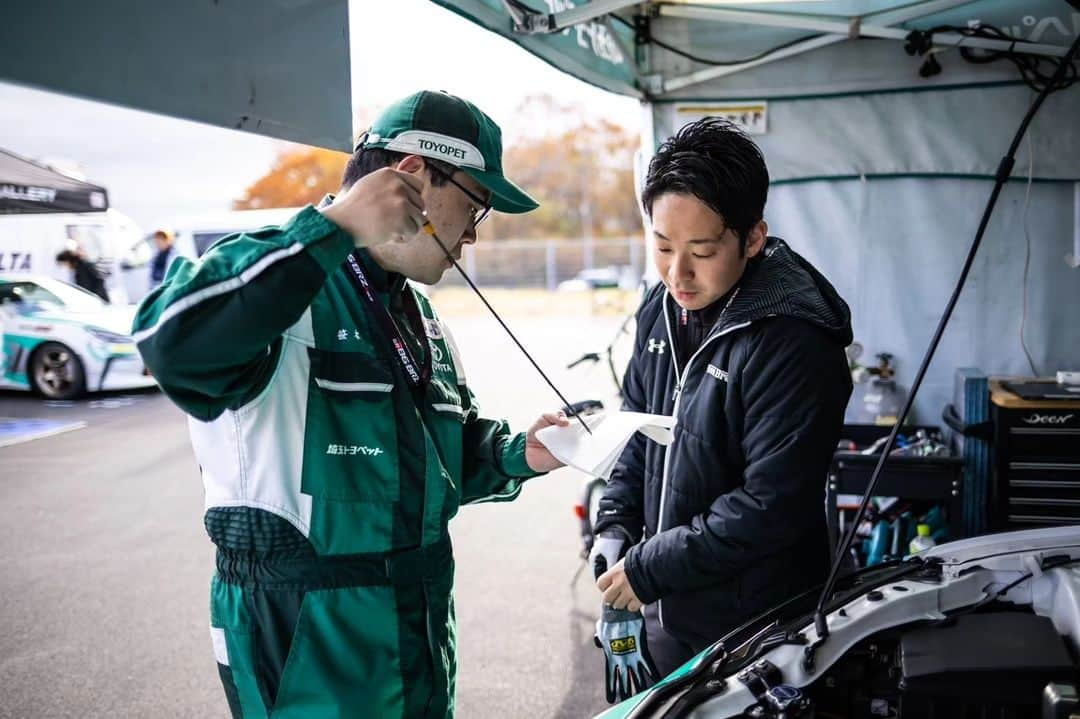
0, 148, 109, 215
1, 0, 1076, 421
432, 0, 1080, 423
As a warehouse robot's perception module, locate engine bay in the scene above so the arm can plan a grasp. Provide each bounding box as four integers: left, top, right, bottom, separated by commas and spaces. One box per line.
736, 606, 1080, 719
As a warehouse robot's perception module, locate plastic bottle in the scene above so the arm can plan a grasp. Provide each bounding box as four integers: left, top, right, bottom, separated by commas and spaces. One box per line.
845, 353, 909, 426
909, 524, 937, 555
866, 520, 890, 566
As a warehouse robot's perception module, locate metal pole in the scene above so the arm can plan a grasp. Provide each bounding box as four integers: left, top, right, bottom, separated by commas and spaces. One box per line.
546, 239, 557, 292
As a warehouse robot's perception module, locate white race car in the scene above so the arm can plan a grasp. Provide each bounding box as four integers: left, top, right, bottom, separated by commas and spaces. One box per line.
0, 274, 155, 399
596, 525, 1080, 719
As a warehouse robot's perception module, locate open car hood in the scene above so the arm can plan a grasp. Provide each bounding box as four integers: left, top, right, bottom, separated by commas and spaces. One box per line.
598, 525, 1080, 718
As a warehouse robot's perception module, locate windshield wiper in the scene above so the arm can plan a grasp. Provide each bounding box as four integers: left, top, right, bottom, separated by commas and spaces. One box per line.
806, 27, 1080, 673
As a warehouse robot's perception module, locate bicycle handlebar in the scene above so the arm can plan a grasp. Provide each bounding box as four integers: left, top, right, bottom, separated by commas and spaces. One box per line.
566, 353, 601, 369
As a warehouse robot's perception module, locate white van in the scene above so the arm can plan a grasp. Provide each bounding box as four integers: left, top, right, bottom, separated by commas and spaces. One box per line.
122, 207, 303, 303
0, 209, 143, 306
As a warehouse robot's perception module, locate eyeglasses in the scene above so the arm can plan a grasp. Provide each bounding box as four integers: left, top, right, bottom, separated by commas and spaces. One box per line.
427, 164, 492, 228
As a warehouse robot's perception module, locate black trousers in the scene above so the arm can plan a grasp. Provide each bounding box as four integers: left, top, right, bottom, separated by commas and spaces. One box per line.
642, 602, 698, 678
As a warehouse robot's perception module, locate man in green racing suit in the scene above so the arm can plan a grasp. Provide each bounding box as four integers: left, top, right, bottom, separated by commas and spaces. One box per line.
133, 90, 569, 718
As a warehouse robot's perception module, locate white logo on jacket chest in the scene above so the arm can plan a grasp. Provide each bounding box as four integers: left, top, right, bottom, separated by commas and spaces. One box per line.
706, 364, 728, 382
429, 341, 453, 374
423, 318, 444, 340
336, 328, 361, 342
326, 444, 384, 457
647, 339, 666, 354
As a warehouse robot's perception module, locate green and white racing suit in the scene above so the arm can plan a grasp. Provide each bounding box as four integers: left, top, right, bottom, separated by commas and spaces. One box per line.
133, 206, 540, 718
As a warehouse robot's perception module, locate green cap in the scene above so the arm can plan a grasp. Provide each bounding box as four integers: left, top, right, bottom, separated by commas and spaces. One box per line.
360, 90, 539, 215
916, 524, 931, 537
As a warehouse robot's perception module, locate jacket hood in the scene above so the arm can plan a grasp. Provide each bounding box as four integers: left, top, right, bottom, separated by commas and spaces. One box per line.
710, 237, 852, 345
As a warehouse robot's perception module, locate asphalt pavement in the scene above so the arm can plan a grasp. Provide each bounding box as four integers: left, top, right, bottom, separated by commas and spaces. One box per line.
0, 314, 626, 718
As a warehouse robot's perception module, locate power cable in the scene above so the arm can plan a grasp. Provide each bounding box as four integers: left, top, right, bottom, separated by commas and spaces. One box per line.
610, 13, 825, 68
1020, 126, 1039, 376
906, 24, 1078, 92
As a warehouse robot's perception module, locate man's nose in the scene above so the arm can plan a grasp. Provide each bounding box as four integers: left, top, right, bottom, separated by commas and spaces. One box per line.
669, 252, 693, 281
460, 225, 478, 245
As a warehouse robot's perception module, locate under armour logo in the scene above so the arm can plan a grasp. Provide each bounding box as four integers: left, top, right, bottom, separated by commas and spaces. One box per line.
647, 339, 666, 354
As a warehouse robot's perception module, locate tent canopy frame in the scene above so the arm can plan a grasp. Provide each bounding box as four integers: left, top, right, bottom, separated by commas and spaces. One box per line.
502, 0, 1072, 96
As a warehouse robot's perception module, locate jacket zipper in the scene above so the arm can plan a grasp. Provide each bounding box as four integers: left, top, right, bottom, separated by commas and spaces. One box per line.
655, 291, 750, 629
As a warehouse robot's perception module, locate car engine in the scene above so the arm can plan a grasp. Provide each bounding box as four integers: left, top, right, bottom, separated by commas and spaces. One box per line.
737, 608, 1079, 719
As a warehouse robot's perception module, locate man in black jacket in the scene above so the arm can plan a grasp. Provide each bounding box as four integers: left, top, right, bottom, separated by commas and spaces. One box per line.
55, 249, 110, 303
593, 118, 853, 679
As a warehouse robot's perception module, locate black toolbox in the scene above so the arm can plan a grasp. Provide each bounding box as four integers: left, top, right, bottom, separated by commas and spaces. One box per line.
989, 379, 1080, 529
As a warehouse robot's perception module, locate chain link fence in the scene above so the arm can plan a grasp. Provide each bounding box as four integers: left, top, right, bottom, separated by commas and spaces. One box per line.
440, 236, 645, 290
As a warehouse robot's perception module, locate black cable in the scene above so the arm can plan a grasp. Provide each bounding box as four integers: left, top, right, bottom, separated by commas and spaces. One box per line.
615, 9, 1076, 90
812, 27, 1080, 648
421, 221, 593, 435
610, 13, 825, 68
1019, 130, 1039, 376
987, 555, 1080, 600
907, 24, 1078, 93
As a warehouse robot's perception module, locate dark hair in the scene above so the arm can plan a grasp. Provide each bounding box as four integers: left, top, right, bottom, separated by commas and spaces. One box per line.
341, 146, 455, 190
642, 118, 769, 254
55, 249, 79, 264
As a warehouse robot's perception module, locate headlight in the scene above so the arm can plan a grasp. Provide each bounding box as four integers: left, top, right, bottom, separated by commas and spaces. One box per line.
87, 326, 134, 345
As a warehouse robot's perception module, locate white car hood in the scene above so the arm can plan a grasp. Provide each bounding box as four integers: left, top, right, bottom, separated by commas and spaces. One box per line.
925, 525, 1080, 566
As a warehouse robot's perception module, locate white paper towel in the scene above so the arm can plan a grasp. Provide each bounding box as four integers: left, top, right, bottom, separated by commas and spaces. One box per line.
536, 411, 677, 479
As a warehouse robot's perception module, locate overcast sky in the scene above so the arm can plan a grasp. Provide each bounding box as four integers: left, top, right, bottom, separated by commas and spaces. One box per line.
0, 0, 639, 229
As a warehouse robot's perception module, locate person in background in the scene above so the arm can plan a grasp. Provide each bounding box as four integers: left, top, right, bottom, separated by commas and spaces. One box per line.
149, 229, 178, 290
55, 248, 109, 303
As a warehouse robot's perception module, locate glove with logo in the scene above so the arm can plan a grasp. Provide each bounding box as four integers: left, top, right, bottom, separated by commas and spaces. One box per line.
590, 530, 658, 703
594, 604, 658, 703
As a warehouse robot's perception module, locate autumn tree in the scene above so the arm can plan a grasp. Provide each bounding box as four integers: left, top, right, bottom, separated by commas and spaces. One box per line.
488, 94, 642, 240
233, 146, 349, 210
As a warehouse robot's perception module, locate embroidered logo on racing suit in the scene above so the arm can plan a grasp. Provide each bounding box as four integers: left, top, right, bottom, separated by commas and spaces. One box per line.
423, 318, 444, 340
326, 444, 384, 457
429, 341, 453, 374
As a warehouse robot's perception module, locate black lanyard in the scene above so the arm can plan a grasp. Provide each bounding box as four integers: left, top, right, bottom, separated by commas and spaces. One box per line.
344, 251, 431, 390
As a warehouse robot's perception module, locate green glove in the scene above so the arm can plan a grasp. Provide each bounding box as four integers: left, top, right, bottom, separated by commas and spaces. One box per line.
594, 604, 658, 703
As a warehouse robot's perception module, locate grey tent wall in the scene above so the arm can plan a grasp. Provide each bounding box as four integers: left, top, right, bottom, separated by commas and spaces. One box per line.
651, 84, 1080, 183
647, 83, 1080, 423
767, 177, 1079, 423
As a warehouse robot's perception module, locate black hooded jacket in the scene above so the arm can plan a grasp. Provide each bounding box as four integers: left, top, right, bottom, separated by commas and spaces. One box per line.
595, 237, 853, 648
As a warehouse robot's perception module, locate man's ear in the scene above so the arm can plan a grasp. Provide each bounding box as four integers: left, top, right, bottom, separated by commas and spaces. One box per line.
745, 220, 768, 259
395, 154, 426, 175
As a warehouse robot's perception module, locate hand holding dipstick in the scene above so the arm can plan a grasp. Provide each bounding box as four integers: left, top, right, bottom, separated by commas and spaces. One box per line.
421, 216, 593, 436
